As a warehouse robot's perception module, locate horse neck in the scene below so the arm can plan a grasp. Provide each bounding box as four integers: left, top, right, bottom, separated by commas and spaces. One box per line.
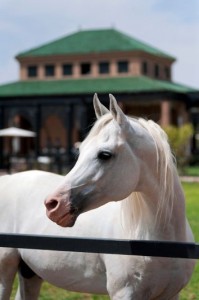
121, 167, 186, 241
122, 118, 187, 240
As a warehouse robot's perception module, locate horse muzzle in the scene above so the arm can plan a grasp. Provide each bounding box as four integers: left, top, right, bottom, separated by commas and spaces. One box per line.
44, 189, 78, 227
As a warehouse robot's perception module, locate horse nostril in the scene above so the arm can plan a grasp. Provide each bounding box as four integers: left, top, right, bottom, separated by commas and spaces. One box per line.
45, 199, 59, 211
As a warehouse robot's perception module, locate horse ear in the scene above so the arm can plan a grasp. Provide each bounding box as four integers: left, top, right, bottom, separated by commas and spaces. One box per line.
109, 94, 127, 126
93, 93, 109, 119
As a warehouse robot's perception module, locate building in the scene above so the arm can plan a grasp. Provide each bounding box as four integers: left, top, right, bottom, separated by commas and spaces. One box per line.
0, 28, 198, 168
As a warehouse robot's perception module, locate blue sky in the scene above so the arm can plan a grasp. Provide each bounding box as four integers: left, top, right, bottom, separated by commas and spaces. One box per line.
0, 0, 199, 88
154, 0, 199, 23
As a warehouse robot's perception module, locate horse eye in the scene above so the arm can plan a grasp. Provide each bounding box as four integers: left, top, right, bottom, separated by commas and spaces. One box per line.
97, 151, 113, 161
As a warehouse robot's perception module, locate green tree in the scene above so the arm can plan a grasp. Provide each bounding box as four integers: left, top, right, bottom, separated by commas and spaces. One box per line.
163, 124, 193, 172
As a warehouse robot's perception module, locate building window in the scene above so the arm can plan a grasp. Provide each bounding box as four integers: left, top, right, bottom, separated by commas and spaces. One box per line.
99, 62, 109, 74
117, 61, 128, 73
142, 61, 148, 75
165, 66, 170, 80
154, 64, 159, 78
28, 66, 37, 77
81, 63, 91, 75
63, 64, 73, 76
45, 65, 55, 77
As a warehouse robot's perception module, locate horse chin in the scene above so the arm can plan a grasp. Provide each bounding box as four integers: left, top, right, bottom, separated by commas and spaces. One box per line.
56, 213, 78, 227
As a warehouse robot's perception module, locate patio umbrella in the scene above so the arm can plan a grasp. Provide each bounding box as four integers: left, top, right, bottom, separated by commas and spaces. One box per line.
0, 127, 36, 154
0, 127, 36, 137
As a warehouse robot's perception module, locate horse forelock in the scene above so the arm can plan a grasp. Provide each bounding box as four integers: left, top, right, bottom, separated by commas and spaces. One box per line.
86, 113, 113, 141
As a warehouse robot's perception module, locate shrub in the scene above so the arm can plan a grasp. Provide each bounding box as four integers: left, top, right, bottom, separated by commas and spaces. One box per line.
163, 124, 193, 172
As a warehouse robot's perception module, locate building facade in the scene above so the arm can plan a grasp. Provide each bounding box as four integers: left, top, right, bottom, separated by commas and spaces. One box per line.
0, 29, 198, 168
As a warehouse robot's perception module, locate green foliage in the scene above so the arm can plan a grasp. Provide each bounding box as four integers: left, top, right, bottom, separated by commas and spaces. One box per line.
184, 166, 199, 177
163, 124, 193, 170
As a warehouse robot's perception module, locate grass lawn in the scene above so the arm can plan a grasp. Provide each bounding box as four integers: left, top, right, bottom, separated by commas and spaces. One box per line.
179, 182, 199, 300
11, 182, 199, 300
184, 166, 199, 177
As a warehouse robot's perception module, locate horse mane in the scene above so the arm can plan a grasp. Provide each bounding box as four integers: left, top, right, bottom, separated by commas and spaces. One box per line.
121, 117, 177, 239
87, 114, 177, 239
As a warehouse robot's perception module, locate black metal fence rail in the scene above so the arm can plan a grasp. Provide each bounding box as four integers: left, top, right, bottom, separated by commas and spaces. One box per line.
0, 233, 199, 259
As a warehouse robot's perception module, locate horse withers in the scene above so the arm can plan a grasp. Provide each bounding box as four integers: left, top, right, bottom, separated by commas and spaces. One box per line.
0, 94, 196, 300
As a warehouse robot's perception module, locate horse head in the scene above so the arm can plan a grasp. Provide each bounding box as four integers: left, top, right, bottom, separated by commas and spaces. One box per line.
44, 94, 160, 227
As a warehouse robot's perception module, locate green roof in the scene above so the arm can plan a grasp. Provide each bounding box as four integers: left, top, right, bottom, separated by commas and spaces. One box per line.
0, 76, 195, 97
16, 29, 175, 60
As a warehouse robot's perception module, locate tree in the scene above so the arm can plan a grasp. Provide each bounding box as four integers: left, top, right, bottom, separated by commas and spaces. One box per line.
163, 124, 193, 172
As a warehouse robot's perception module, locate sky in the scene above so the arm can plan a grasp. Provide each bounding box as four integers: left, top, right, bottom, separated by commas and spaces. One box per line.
0, 0, 199, 88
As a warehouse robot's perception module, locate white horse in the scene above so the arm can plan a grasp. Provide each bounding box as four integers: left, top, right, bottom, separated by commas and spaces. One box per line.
0, 94, 195, 300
